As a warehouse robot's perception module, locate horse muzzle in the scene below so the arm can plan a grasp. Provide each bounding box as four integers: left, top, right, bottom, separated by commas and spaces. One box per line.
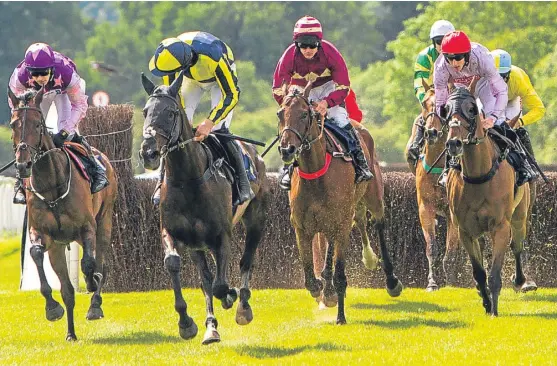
446, 138, 463, 157
278, 144, 297, 164
15, 161, 32, 178
140, 140, 160, 170
425, 128, 440, 145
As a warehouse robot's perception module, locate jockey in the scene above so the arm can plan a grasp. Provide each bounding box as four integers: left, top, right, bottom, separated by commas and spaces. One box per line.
272, 15, 373, 190
490, 49, 545, 160
406, 20, 455, 166
148, 31, 254, 206
434, 31, 537, 187
8, 43, 108, 205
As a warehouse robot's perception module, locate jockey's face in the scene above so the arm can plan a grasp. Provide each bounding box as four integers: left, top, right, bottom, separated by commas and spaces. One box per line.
444, 53, 466, 72
29, 69, 51, 86
296, 42, 319, 60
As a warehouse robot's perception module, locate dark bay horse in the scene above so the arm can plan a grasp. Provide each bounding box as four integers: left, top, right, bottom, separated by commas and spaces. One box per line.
415, 87, 460, 291
139, 72, 270, 344
436, 86, 536, 315
8, 88, 117, 341
278, 82, 402, 325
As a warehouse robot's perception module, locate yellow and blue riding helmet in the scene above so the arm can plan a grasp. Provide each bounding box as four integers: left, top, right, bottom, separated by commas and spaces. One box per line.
490, 49, 512, 74
149, 38, 193, 77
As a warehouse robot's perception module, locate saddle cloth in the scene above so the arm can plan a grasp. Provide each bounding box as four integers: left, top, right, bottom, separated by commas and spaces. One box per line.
203, 135, 257, 183
62, 142, 104, 182
322, 119, 353, 162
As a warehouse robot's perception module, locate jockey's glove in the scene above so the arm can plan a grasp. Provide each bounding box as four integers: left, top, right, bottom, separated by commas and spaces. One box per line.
53, 129, 69, 148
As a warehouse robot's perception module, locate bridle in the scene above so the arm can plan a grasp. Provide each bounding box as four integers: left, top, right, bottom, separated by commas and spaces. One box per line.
144, 92, 195, 159
279, 92, 324, 155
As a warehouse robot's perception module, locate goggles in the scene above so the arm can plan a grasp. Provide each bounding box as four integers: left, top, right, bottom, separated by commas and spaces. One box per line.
444, 53, 467, 62
297, 42, 319, 50
432, 36, 444, 46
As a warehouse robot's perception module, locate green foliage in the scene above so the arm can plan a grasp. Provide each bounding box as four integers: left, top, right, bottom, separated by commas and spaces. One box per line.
0, 126, 13, 165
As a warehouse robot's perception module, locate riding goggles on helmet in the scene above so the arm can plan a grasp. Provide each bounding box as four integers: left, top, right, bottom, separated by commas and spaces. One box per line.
444, 53, 467, 62
432, 36, 444, 46
296, 42, 319, 49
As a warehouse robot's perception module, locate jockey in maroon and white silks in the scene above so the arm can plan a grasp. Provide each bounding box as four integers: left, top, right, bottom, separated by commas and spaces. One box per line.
433, 31, 508, 127
272, 16, 351, 128
8, 43, 88, 137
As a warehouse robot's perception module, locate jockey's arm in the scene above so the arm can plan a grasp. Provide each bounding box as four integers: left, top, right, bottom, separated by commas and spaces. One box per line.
323, 44, 349, 108
208, 57, 240, 125
272, 47, 294, 106
480, 53, 508, 121
60, 73, 88, 134
7, 68, 26, 110
433, 57, 450, 115
414, 52, 433, 104
515, 71, 546, 126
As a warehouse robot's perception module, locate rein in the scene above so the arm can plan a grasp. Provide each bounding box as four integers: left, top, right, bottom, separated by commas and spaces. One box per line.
14, 104, 73, 207
146, 92, 215, 185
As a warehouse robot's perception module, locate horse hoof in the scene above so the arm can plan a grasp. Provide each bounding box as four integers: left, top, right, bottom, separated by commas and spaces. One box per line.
521, 280, 538, 293
46, 303, 64, 322
202, 326, 221, 345
222, 288, 239, 310
236, 303, 253, 326
387, 280, 403, 297
323, 293, 338, 308
179, 319, 198, 340
336, 318, 347, 325
426, 283, 439, 292
66, 333, 77, 342
86, 306, 104, 320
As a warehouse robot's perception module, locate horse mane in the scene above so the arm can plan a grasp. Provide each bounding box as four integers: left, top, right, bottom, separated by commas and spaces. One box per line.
282, 89, 302, 107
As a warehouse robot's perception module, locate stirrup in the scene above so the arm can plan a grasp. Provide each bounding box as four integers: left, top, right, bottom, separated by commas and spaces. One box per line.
13, 190, 26, 204
438, 172, 448, 188
152, 184, 162, 206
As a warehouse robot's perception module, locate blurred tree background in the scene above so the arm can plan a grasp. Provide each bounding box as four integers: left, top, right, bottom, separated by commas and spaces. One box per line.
1, 1, 556, 171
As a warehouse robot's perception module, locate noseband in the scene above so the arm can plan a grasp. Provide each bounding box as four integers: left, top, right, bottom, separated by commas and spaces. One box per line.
279, 92, 323, 155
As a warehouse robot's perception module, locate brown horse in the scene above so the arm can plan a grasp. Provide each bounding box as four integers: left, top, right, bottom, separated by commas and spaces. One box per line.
140, 72, 270, 344
278, 82, 402, 325
414, 87, 460, 291
438, 85, 536, 315
8, 88, 117, 340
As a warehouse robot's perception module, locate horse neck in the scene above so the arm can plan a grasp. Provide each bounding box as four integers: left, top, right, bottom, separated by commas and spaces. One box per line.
31, 151, 68, 196
461, 127, 494, 178
164, 110, 207, 181
297, 121, 327, 173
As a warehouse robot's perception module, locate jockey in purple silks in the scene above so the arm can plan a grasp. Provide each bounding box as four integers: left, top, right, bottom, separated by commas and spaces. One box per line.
272, 15, 373, 190
8, 42, 108, 204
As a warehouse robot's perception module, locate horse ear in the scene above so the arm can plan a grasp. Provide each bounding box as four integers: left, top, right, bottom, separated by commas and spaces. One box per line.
421, 78, 430, 93
7, 87, 18, 108
468, 76, 479, 95
141, 73, 156, 95
169, 71, 184, 97
34, 86, 45, 107
440, 104, 449, 120
302, 80, 313, 99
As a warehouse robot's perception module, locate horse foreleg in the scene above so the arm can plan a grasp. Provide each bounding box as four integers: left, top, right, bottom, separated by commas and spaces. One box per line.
162, 229, 197, 340
354, 203, 379, 271
80, 225, 98, 293
462, 232, 491, 314
190, 250, 219, 345
418, 203, 439, 291
333, 239, 348, 325
443, 220, 461, 287
321, 236, 338, 308
212, 233, 238, 310
86, 236, 106, 321
373, 219, 402, 297
489, 223, 511, 316
296, 229, 322, 299
29, 230, 65, 323
48, 244, 77, 341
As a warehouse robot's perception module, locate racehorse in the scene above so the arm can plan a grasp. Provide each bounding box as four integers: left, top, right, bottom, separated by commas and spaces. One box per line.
415, 85, 460, 290
8, 88, 118, 340
278, 81, 402, 325
140, 72, 270, 344
434, 84, 536, 315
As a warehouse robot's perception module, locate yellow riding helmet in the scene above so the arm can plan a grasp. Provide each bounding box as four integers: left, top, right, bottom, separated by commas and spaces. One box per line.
149, 38, 193, 77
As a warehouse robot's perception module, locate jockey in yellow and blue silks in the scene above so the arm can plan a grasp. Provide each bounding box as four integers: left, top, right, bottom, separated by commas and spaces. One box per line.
148, 31, 254, 206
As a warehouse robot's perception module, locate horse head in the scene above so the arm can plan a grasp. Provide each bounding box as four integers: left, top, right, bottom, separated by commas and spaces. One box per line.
139, 71, 189, 170
420, 86, 445, 146
277, 80, 319, 163
443, 86, 482, 158
8, 87, 50, 178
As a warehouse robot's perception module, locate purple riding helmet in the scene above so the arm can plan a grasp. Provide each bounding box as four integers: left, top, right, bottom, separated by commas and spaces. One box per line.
24, 43, 55, 71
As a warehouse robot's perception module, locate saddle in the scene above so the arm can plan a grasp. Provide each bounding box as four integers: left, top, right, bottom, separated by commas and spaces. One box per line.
62, 142, 102, 182
321, 119, 353, 162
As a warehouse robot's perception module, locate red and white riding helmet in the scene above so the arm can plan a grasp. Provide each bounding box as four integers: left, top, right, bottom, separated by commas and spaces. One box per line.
293, 16, 323, 43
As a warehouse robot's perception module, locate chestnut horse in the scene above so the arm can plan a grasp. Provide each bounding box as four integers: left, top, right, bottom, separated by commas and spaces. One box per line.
415, 86, 460, 291
437, 86, 536, 315
8, 88, 117, 341
140, 72, 270, 344
278, 82, 402, 325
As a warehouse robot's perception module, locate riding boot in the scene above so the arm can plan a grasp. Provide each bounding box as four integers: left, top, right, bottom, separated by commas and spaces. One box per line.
344, 124, 373, 183
507, 148, 537, 187
13, 177, 26, 204
516, 127, 535, 158
223, 139, 255, 205
152, 161, 165, 206
279, 164, 293, 191
81, 137, 109, 194
407, 123, 425, 166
